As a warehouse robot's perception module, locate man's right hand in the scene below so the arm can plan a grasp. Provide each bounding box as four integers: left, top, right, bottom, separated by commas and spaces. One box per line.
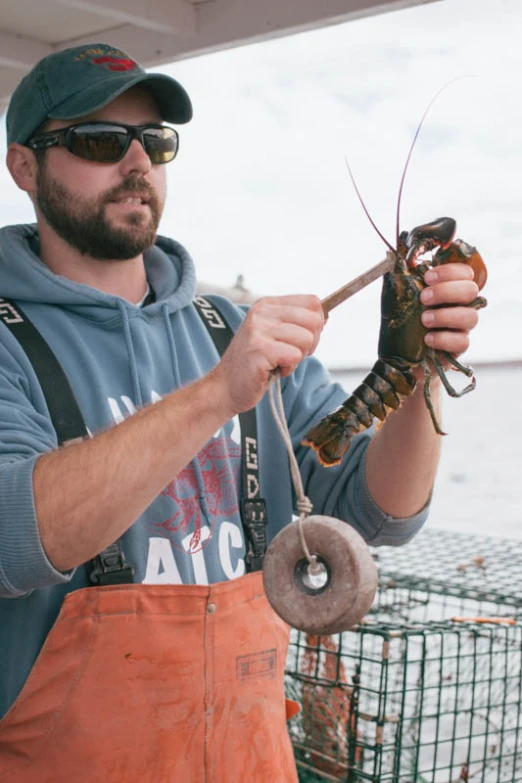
212, 295, 325, 417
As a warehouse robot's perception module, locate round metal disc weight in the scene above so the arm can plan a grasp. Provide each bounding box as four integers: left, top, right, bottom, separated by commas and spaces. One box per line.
262, 515, 378, 635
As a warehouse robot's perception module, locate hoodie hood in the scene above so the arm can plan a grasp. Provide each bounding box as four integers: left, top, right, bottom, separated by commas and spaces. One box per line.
0, 223, 197, 320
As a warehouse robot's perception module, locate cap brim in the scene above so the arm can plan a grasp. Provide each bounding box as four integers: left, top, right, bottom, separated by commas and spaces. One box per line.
48, 72, 193, 125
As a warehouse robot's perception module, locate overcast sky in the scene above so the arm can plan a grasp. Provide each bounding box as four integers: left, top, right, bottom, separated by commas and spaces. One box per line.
1, 0, 520, 368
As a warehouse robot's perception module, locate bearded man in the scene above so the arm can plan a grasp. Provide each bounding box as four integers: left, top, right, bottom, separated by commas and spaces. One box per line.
0, 43, 482, 782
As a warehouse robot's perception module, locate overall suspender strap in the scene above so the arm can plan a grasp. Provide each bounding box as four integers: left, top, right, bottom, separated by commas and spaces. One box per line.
193, 296, 268, 572
0, 298, 134, 586
0, 298, 88, 444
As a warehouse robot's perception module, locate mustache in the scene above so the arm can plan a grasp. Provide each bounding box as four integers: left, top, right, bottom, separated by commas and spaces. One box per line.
103, 177, 158, 205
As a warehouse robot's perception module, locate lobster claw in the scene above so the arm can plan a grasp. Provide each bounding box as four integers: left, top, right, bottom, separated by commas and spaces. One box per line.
404, 217, 457, 266
434, 239, 488, 291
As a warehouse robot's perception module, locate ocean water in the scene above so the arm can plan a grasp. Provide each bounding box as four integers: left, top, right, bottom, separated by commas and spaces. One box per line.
335, 364, 522, 542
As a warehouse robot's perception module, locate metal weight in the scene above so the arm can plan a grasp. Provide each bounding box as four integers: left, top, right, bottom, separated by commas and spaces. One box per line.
262, 515, 378, 635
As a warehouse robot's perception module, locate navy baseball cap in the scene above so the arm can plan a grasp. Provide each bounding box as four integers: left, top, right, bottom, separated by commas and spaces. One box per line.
6, 42, 193, 146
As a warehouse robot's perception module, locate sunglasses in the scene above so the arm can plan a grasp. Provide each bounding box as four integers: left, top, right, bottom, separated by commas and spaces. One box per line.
27, 121, 179, 165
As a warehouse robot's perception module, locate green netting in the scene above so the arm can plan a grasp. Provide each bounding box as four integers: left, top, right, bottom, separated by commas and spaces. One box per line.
285, 528, 522, 782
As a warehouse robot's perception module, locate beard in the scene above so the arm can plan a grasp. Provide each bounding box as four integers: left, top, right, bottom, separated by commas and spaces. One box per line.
35, 163, 163, 261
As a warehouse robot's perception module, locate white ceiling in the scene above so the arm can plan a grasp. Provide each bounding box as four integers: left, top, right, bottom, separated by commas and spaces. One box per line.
1, 0, 438, 109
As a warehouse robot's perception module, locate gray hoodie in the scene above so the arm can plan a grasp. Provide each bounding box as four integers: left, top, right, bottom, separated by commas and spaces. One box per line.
0, 223, 429, 717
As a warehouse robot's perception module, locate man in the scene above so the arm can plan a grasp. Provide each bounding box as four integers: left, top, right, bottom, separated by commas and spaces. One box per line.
0, 43, 481, 781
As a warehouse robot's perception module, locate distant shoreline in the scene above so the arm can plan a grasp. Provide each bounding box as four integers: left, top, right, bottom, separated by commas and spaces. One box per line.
328, 358, 522, 376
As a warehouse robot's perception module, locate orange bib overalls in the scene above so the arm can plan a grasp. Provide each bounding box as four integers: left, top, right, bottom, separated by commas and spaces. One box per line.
0, 573, 299, 782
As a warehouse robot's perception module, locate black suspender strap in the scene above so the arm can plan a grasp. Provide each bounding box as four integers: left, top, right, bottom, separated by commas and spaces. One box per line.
0, 299, 87, 444
0, 298, 134, 586
86, 542, 134, 586
194, 296, 268, 572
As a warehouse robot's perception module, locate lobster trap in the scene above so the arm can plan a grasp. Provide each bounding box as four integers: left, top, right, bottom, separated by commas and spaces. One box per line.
285, 528, 522, 782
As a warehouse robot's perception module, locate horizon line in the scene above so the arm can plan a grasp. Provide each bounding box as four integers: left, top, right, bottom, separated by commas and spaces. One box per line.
327, 358, 522, 375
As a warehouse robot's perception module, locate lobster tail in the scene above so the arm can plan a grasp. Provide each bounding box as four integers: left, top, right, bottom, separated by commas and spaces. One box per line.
302, 359, 416, 467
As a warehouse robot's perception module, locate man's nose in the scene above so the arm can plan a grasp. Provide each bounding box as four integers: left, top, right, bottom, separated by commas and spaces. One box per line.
119, 138, 152, 177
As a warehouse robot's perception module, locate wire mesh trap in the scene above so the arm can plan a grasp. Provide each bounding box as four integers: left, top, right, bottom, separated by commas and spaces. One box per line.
285, 528, 522, 782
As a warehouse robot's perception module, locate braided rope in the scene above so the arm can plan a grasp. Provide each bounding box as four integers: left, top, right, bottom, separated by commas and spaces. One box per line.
268, 372, 320, 573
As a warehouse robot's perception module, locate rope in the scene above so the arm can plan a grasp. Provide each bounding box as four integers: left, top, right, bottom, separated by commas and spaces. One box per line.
268, 371, 321, 574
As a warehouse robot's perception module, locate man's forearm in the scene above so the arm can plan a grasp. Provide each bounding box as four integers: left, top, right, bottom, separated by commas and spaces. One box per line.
34, 369, 231, 572
365, 377, 442, 518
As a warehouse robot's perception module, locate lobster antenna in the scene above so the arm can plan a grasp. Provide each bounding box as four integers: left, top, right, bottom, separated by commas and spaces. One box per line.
395, 77, 470, 247
344, 157, 395, 254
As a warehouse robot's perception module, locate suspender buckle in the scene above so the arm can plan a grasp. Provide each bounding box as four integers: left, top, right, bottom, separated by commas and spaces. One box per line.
241, 498, 268, 572
87, 542, 135, 586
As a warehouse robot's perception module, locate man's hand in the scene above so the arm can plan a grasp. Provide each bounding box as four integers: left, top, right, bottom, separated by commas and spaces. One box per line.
214, 295, 325, 417
420, 262, 483, 355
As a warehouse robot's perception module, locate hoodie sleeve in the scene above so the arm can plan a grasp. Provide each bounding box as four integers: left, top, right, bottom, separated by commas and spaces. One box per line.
282, 354, 429, 547
0, 330, 75, 597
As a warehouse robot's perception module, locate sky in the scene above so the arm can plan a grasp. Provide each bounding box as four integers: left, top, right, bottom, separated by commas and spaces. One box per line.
1, 0, 521, 369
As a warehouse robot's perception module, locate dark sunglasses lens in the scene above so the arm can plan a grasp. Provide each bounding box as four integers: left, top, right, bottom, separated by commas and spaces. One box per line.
142, 127, 178, 164
69, 125, 128, 162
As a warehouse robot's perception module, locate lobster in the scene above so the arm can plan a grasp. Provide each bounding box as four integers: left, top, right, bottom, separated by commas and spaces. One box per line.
303, 99, 488, 467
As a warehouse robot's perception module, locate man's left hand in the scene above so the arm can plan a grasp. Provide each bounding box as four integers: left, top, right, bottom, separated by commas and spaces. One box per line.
420, 262, 484, 356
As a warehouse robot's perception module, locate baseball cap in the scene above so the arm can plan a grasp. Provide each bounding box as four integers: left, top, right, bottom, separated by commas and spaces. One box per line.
6, 42, 193, 146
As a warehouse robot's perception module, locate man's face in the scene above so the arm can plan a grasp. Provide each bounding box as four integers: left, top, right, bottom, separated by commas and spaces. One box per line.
34, 88, 168, 260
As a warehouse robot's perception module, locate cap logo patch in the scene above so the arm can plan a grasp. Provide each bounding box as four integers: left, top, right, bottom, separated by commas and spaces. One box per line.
92, 56, 138, 72
74, 47, 138, 72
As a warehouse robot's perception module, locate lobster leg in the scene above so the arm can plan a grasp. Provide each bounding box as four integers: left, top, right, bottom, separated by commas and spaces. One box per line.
422, 359, 446, 435
441, 351, 474, 378
469, 295, 488, 310
430, 350, 476, 397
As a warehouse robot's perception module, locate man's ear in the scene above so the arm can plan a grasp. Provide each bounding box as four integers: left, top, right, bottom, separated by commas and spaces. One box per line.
6, 144, 39, 195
